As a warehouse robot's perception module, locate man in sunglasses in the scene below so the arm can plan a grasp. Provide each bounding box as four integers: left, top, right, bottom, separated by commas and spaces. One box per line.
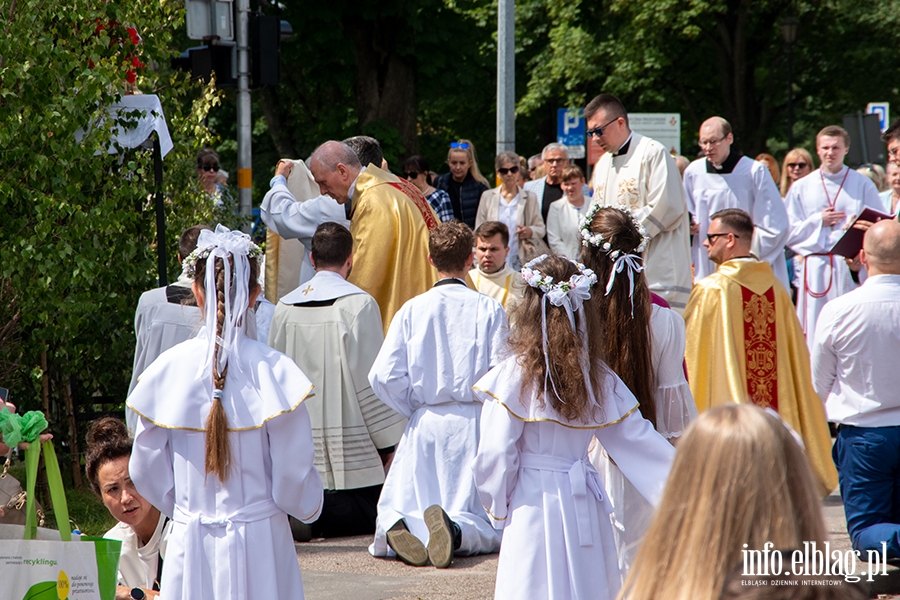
684, 208, 838, 497
682, 116, 790, 289
585, 93, 692, 313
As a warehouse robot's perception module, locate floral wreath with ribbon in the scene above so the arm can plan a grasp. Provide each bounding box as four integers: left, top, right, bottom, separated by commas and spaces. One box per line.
521, 254, 599, 405
578, 204, 649, 316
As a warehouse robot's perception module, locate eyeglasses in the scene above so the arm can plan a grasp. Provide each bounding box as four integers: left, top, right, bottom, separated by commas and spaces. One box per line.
404, 171, 419, 179
450, 142, 471, 150
199, 164, 220, 172
497, 166, 519, 175
787, 162, 809, 169
544, 158, 566, 164
706, 232, 738, 243
699, 136, 727, 148
586, 116, 622, 139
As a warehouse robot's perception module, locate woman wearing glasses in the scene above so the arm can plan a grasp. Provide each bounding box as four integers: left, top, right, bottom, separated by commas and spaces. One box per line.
196, 148, 232, 208
433, 140, 490, 228
779, 148, 814, 197
402, 155, 454, 222
475, 151, 547, 270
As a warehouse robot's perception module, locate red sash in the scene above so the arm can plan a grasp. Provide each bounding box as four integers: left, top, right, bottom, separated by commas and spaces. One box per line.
740, 285, 778, 411
388, 180, 439, 232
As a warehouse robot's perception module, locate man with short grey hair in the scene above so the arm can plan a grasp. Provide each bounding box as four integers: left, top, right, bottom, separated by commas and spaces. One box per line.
307, 141, 437, 332
524, 142, 570, 224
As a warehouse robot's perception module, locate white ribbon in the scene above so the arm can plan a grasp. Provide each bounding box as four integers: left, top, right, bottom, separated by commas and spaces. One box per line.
604, 253, 645, 317
195, 225, 255, 383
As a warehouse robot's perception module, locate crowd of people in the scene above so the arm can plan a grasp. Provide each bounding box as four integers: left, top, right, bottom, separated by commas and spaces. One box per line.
84, 92, 900, 600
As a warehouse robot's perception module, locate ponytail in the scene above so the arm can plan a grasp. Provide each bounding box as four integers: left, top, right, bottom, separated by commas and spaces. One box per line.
205, 257, 232, 481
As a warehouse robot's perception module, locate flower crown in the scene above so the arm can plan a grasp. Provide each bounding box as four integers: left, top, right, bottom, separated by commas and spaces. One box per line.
182, 237, 263, 279
521, 254, 597, 295
579, 203, 649, 259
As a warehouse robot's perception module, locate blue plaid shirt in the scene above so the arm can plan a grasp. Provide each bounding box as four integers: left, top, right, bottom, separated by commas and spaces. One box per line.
427, 188, 455, 222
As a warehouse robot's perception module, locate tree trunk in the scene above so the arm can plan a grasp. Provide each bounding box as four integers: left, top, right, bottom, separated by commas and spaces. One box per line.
345, 17, 418, 155
259, 87, 300, 159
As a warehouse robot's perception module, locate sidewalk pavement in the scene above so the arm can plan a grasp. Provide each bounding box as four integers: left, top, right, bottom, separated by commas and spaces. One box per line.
295, 489, 900, 599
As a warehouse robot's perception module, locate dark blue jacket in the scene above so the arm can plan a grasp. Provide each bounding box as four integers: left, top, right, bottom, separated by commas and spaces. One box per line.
434, 172, 489, 229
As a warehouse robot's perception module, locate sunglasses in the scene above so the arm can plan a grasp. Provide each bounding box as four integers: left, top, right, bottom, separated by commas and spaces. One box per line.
497, 166, 519, 175
706, 232, 738, 243
787, 162, 808, 169
199, 164, 220, 172
586, 116, 621, 139
450, 142, 471, 150
404, 171, 419, 179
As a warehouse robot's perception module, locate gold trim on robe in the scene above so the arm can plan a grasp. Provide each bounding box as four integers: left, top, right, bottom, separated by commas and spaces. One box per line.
684, 259, 838, 497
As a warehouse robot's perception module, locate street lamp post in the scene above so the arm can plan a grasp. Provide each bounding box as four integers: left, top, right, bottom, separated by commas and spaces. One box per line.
782, 16, 799, 150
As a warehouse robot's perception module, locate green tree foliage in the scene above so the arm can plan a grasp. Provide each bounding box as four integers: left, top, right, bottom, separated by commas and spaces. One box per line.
0, 0, 220, 449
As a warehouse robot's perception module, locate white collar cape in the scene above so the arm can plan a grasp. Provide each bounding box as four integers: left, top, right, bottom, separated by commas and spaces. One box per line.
279, 270, 366, 304
127, 328, 313, 431
472, 263, 517, 282
472, 356, 640, 430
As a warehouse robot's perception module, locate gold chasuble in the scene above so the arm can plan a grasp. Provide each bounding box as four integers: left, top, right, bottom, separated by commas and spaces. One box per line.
347, 165, 438, 333
684, 259, 838, 497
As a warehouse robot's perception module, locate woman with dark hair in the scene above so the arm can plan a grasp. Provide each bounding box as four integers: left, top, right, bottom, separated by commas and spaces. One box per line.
86, 417, 165, 599
127, 225, 324, 600
580, 205, 696, 579
402, 155, 453, 222
473, 254, 674, 600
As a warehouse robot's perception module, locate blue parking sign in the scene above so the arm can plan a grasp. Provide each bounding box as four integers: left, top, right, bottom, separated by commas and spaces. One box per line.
557, 108, 585, 147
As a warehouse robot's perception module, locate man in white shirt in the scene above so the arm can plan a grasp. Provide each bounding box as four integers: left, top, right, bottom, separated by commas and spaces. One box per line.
585, 93, 692, 312
785, 125, 882, 348
469, 221, 524, 312
269, 222, 406, 540
812, 218, 900, 559
683, 116, 789, 287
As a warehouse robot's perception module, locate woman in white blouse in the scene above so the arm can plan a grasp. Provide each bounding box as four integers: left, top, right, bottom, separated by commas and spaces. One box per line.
475, 151, 546, 270
546, 165, 589, 259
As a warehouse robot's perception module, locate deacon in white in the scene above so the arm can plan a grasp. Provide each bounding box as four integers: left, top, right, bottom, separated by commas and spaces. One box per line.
785, 125, 882, 348
472, 255, 675, 600
585, 93, 692, 312
269, 222, 406, 537
128, 226, 323, 600
260, 159, 349, 287
546, 164, 589, 259
683, 116, 790, 287
368, 221, 506, 567
469, 221, 525, 313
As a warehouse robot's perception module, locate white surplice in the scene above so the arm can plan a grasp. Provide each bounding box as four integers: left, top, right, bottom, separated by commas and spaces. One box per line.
785, 166, 882, 349
472, 358, 675, 600
588, 304, 695, 583
269, 270, 406, 490
546, 197, 587, 259
590, 133, 693, 312
683, 156, 790, 288
127, 329, 324, 600
368, 282, 507, 557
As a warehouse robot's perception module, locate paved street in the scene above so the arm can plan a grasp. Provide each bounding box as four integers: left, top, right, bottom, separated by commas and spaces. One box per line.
295, 489, 900, 599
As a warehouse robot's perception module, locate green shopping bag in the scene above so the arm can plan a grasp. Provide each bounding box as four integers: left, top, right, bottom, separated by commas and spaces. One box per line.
0, 441, 121, 600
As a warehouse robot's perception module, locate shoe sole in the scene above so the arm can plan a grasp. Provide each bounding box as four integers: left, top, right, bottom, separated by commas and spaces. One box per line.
386, 527, 428, 566
424, 505, 453, 569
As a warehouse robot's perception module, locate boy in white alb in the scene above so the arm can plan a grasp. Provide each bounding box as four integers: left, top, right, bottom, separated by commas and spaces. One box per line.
368, 221, 506, 568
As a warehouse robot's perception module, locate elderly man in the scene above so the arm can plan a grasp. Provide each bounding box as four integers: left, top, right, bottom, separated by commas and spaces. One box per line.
784, 125, 882, 348
812, 219, 900, 559
307, 141, 437, 332
585, 93, 692, 312
684, 208, 837, 497
524, 142, 571, 224
683, 117, 790, 288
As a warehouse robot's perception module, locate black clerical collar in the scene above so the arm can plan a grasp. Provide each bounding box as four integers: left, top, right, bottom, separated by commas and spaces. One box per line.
706, 149, 741, 174
614, 133, 634, 157
434, 277, 467, 288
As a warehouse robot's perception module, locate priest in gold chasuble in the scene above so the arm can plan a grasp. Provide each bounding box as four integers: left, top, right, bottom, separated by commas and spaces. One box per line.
685, 209, 838, 497
309, 141, 438, 334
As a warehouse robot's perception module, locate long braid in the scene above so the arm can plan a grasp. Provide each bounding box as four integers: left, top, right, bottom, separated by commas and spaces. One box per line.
205, 256, 232, 480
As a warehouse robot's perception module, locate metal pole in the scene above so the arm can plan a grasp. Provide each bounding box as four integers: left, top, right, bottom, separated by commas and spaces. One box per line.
496, 0, 515, 155
236, 0, 252, 230
857, 111, 869, 164
787, 43, 793, 150
153, 136, 168, 287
